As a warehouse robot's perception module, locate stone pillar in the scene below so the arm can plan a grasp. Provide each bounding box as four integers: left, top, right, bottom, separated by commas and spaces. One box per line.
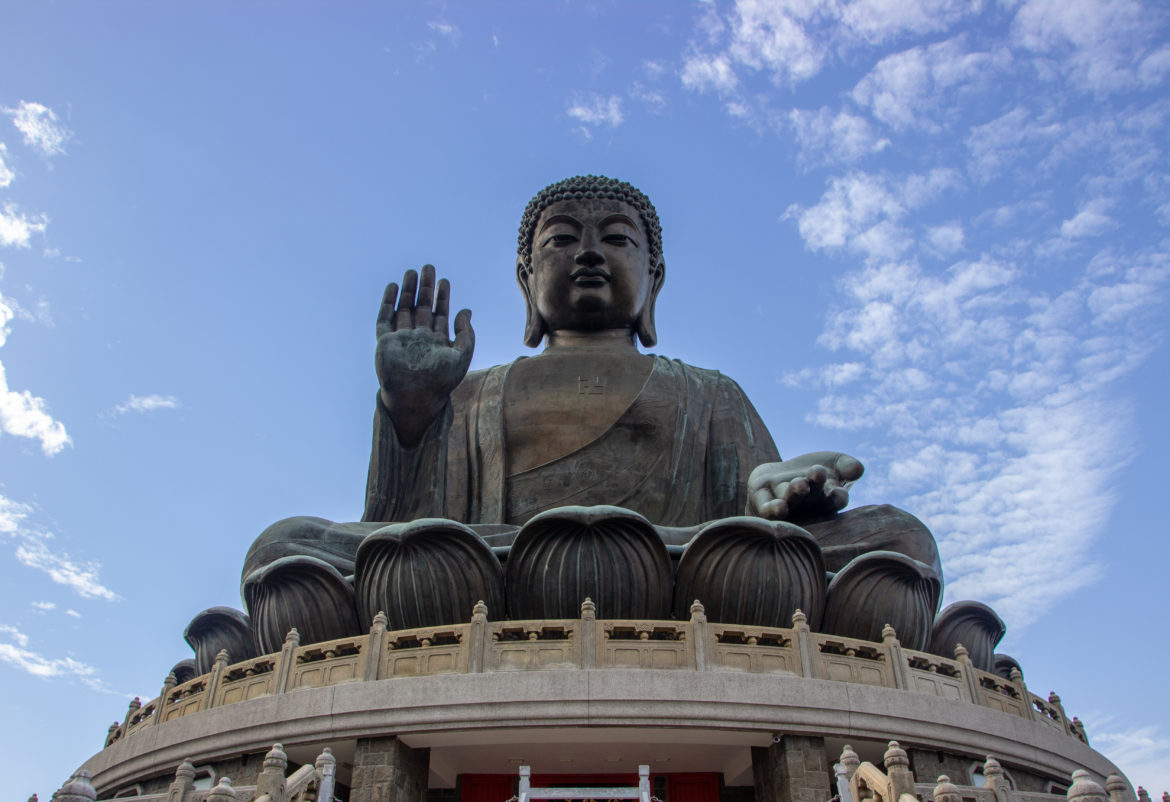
351, 736, 430, 802
752, 735, 832, 802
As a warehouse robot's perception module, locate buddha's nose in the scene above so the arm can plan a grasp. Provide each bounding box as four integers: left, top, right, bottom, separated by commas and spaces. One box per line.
574, 246, 604, 267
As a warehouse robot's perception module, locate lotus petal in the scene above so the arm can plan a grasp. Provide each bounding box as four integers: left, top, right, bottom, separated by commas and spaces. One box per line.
355, 518, 504, 630
243, 555, 361, 653
506, 505, 671, 620
929, 600, 1006, 672
674, 517, 826, 628
822, 551, 941, 650
183, 606, 258, 673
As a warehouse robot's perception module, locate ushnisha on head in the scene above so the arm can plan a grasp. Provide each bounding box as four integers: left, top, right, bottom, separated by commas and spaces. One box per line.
517, 175, 665, 348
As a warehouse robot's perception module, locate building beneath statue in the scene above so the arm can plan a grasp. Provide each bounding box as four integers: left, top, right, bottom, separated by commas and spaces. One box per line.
63, 177, 1139, 802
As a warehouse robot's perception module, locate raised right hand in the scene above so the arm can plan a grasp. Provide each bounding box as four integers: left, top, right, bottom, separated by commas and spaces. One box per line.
376, 264, 474, 447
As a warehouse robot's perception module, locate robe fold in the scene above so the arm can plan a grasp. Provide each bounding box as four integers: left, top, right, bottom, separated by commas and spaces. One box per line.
362, 355, 780, 527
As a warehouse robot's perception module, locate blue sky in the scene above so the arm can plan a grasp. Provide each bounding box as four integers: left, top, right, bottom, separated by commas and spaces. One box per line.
2, 0, 1168, 795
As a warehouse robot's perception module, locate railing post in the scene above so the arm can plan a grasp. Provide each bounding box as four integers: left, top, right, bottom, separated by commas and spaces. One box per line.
154, 672, 177, 726
468, 600, 488, 673
202, 650, 229, 711
105, 721, 119, 747
954, 644, 981, 704
273, 628, 301, 694
1106, 774, 1134, 802
883, 741, 916, 800
316, 747, 337, 802
121, 697, 141, 731
839, 745, 860, 782
934, 776, 963, 802
207, 777, 237, 802
1048, 691, 1074, 736
1009, 668, 1039, 722
639, 765, 651, 802
519, 765, 532, 802
793, 609, 819, 679
257, 743, 289, 802
882, 624, 908, 690
690, 600, 709, 671
53, 771, 97, 802
1067, 770, 1107, 802
581, 598, 597, 669
984, 756, 1012, 802
166, 759, 196, 802
365, 612, 388, 682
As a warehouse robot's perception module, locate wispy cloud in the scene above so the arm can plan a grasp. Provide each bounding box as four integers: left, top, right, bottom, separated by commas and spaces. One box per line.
0, 495, 118, 601
0, 294, 69, 455
0, 203, 48, 249
29, 601, 55, 612
1011, 0, 1155, 94
787, 107, 890, 168
5, 101, 70, 157
0, 624, 111, 692
109, 393, 180, 416
567, 94, 624, 129
1091, 721, 1170, 793
851, 37, 1010, 132
427, 20, 459, 44
0, 143, 13, 188
784, 243, 1169, 627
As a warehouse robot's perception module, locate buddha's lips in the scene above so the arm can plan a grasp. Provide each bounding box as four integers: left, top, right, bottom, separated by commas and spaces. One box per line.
571, 267, 611, 285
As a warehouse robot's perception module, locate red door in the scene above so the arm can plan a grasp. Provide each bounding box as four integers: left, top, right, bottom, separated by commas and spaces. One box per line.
461, 774, 514, 802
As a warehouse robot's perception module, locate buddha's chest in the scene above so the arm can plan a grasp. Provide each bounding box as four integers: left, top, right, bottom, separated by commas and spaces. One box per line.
503, 353, 653, 474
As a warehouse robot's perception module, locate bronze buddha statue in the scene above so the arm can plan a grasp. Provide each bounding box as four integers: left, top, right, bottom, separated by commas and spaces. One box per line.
185, 177, 997, 674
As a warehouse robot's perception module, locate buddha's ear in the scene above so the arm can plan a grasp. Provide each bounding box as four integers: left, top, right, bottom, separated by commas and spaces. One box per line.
636, 261, 666, 348
517, 259, 547, 348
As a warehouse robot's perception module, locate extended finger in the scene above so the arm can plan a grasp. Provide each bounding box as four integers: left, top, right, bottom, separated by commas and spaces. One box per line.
835, 454, 865, 482
751, 487, 787, 519
396, 269, 418, 329
453, 309, 475, 354
805, 465, 829, 486
434, 278, 451, 339
827, 486, 850, 511
416, 265, 436, 329
377, 282, 399, 336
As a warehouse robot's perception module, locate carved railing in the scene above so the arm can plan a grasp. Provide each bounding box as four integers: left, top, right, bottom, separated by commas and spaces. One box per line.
103, 599, 1088, 750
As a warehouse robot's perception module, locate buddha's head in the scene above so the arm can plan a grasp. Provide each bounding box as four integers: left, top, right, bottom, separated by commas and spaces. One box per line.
517, 176, 665, 348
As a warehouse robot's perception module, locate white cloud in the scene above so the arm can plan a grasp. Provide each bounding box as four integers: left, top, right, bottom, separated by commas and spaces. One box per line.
785, 169, 961, 263
14, 539, 119, 601
65, 609, 80, 619
0, 203, 48, 248
0, 624, 109, 692
965, 106, 1064, 183
680, 0, 984, 105
0, 143, 13, 188
852, 37, 1010, 132
427, 20, 459, 42
1059, 197, 1117, 239
1011, 0, 1151, 94
30, 601, 55, 612
109, 393, 180, 416
0, 493, 118, 601
0, 361, 70, 455
924, 222, 965, 256
1093, 724, 1170, 794
788, 107, 890, 167
681, 54, 739, 93
566, 94, 624, 128
5, 101, 70, 157
839, 0, 981, 44
793, 241, 1170, 628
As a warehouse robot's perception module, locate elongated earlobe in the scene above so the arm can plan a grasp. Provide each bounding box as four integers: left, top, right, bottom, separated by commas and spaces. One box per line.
635, 262, 665, 348
517, 261, 547, 348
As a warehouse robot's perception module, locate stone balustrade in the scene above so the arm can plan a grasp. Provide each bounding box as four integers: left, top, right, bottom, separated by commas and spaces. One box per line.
103, 600, 1087, 750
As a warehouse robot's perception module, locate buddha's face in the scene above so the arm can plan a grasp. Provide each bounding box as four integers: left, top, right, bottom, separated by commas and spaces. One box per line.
522, 197, 661, 337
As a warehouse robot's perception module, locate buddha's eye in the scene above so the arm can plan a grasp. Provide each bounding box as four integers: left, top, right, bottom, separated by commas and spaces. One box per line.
543, 233, 578, 247
603, 234, 636, 247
